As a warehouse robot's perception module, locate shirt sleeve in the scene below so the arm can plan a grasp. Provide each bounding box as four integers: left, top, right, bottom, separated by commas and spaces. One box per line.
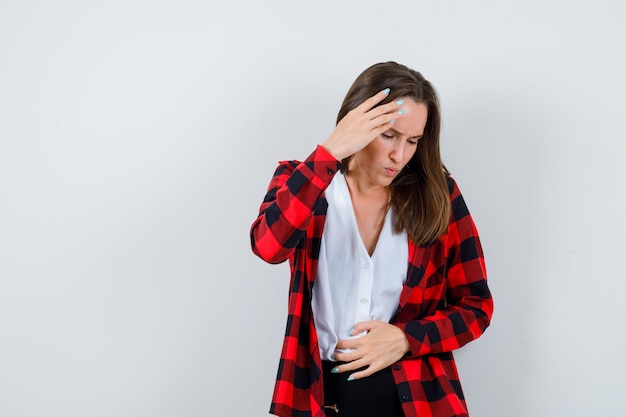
395, 177, 494, 356
250, 145, 342, 264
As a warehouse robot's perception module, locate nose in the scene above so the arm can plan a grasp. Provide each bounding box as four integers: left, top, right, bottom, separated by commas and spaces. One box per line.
389, 140, 405, 163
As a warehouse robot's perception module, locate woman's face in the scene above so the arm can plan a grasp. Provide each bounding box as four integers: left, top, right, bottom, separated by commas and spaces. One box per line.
348, 98, 428, 189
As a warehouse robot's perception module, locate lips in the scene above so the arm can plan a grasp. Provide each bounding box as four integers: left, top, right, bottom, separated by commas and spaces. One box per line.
385, 167, 399, 176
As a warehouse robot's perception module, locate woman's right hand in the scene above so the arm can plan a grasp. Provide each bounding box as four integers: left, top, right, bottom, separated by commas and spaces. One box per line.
321, 89, 404, 161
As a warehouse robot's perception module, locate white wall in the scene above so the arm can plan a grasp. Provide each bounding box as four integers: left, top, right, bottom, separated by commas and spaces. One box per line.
1, 1, 625, 416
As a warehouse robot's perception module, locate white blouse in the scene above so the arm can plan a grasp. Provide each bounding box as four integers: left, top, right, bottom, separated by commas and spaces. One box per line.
312, 172, 408, 361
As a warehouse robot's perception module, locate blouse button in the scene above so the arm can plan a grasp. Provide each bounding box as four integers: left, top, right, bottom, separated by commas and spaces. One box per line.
327, 168, 334, 175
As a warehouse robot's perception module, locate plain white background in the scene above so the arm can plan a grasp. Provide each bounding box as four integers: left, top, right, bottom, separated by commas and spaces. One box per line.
1, 1, 625, 416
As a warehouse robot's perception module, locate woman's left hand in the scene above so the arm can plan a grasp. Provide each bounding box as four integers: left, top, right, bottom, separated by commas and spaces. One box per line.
332, 320, 410, 381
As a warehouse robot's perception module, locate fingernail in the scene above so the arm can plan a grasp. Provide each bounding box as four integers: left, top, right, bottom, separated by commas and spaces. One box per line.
382, 88, 390, 95
348, 327, 354, 336
397, 109, 405, 115
347, 376, 355, 382
390, 120, 396, 124
395, 99, 405, 106
331, 367, 340, 374
330, 353, 336, 361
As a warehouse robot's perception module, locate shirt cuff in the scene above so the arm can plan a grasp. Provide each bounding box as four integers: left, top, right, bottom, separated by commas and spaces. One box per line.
301, 145, 343, 181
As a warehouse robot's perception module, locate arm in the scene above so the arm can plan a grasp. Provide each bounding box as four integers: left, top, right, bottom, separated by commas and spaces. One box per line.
249, 145, 341, 264
396, 178, 494, 357
325, 179, 493, 380
251, 89, 404, 264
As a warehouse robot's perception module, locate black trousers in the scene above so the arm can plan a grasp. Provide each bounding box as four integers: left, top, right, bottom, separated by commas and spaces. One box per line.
322, 361, 405, 417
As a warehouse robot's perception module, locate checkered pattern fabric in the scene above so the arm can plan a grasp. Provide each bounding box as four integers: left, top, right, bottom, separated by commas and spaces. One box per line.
250, 145, 493, 417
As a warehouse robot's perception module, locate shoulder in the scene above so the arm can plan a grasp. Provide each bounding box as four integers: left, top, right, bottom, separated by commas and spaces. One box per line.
445, 174, 472, 222
445, 175, 462, 199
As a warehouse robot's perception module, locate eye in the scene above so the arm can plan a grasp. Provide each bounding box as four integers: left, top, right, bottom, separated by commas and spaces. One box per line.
382, 132, 395, 139
408, 136, 422, 145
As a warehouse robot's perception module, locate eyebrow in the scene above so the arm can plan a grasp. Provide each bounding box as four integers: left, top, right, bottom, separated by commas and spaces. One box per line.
389, 127, 423, 140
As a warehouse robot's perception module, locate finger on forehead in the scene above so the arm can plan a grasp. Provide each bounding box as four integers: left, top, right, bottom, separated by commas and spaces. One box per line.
368, 99, 402, 119
359, 88, 392, 112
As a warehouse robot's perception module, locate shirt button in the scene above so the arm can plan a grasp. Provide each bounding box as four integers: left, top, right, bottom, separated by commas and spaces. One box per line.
360, 298, 368, 304
393, 365, 401, 371
401, 394, 409, 401
327, 168, 334, 175
363, 262, 369, 269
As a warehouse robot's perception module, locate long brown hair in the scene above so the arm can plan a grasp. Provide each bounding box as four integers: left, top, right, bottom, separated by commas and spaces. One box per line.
337, 61, 450, 246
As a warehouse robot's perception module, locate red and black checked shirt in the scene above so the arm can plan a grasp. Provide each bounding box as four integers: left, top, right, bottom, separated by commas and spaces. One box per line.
250, 145, 493, 417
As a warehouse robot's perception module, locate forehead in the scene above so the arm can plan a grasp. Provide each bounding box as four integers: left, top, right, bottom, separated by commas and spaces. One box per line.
392, 99, 428, 137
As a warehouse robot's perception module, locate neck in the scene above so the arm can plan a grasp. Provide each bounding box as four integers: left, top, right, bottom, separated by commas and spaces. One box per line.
345, 160, 388, 197
345, 170, 389, 202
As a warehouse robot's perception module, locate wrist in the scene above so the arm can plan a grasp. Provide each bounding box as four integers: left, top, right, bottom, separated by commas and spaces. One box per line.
319, 141, 345, 161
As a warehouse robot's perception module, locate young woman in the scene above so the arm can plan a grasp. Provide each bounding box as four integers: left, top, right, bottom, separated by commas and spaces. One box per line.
250, 62, 494, 417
